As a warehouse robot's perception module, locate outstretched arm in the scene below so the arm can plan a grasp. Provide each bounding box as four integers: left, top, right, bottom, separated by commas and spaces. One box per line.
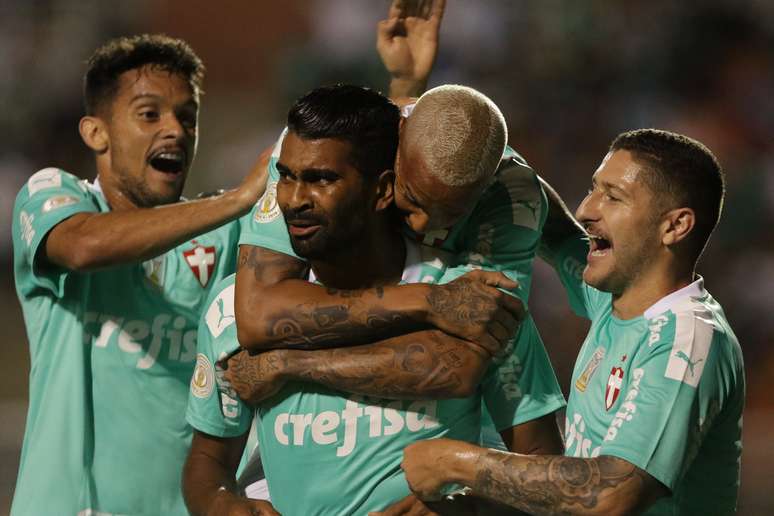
401, 439, 668, 516
226, 328, 497, 403
235, 244, 524, 355
377, 0, 445, 98
45, 148, 270, 272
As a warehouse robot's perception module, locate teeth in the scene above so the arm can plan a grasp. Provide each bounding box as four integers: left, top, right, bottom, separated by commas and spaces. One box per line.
156, 152, 182, 161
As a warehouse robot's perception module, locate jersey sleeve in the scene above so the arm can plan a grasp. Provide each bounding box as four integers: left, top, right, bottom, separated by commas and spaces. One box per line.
550, 234, 610, 320
481, 315, 566, 431
186, 278, 253, 438
598, 309, 735, 491
12, 168, 99, 297
237, 129, 301, 260
458, 150, 546, 284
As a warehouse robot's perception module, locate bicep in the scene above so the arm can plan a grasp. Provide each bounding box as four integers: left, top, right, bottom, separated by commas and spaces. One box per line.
43, 212, 95, 269
499, 413, 563, 455
188, 429, 249, 473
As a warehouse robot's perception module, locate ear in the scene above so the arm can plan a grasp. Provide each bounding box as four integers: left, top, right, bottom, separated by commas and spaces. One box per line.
661, 207, 695, 246
374, 169, 395, 211
79, 116, 109, 153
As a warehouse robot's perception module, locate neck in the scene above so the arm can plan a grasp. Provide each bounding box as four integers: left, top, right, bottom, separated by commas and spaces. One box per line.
611, 257, 695, 319
311, 224, 406, 289
95, 159, 138, 211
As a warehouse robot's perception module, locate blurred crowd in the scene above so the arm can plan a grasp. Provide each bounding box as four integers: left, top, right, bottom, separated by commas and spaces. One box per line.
1, 0, 772, 512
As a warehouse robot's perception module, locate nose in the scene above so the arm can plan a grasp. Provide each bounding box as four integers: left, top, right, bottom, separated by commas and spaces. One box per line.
160, 113, 186, 140
575, 191, 599, 226
282, 180, 312, 214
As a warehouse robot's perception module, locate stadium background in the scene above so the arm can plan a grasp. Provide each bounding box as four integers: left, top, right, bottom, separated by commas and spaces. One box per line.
1, 0, 771, 513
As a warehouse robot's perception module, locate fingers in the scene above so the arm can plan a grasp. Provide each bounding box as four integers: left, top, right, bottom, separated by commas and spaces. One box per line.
377, 16, 401, 41
429, 0, 446, 24
248, 500, 280, 516
499, 292, 527, 322
464, 270, 519, 290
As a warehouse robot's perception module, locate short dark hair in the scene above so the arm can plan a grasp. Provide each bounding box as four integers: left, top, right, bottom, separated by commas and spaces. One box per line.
84, 34, 205, 116
611, 129, 725, 260
287, 84, 400, 179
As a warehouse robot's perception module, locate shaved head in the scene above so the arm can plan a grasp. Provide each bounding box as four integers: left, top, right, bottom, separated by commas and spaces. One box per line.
402, 84, 507, 188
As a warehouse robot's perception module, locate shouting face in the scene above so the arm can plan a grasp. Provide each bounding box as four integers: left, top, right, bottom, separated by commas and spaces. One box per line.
575, 150, 663, 295
98, 65, 199, 207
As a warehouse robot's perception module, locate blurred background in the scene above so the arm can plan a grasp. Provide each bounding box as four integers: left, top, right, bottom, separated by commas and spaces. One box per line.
1, 0, 772, 513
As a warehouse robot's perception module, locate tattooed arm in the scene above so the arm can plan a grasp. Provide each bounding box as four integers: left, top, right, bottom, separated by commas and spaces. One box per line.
235, 244, 524, 354
400, 439, 668, 515
226, 329, 490, 402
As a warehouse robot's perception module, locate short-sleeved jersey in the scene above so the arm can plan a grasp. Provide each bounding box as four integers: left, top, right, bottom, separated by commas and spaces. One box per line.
238, 131, 547, 303
11, 168, 243, 516
187, 243, 565, 516
554, 236, 745, 515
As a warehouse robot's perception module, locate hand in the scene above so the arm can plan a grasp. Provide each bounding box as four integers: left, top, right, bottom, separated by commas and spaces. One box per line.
400, 439, 459, 501
377, 0, 445, 96
369, 494, 440, 516
208, 490, 280, 516
223, 350, 287, 406
235, 144, 273, 210
426, 271, 526, 357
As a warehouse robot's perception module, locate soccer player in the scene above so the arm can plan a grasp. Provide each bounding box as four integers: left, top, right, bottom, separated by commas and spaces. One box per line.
11, 35, 267, 515
396, 130, 745, 515
183, 85, 565, 515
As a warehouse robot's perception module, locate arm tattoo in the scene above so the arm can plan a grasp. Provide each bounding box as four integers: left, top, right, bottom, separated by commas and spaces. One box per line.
426, 278, 499, 326
265, 303, 410, 349
472, 453, 653, 515
291, 330, 488, 399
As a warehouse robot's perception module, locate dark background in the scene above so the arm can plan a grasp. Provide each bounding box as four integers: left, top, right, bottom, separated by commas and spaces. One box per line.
1, 1, 771, 513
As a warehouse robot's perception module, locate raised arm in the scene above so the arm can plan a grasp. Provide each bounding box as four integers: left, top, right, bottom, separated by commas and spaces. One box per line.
182, 430, 279, 516
44, 148, 270, 272
377, 0, 445, 99
400, 440, 667, 516
226, 327, 504, 403
235, 243, 524, 355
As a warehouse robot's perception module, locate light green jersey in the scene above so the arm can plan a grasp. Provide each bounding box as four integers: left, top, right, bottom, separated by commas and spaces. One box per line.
187, 243, 565, 516
11, 168, 242, 515
554, 237, 744, 515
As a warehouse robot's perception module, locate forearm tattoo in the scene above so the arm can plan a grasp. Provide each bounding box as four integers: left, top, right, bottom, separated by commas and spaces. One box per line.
426, 278, 499, 325
295, 331, 487, 399
472, 453, 649, 515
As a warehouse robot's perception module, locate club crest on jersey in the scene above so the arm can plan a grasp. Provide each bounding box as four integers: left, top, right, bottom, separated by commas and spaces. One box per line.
605, 367, 624, 410
191, 353, 215, 398
575, 346, 605, 392
183, 243, 216, 287
254, 181, 281, 223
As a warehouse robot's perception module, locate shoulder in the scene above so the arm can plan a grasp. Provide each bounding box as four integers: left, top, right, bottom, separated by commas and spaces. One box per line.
642, 294, 741, 388
474, 147, 545, 231
15, 167, 91, 205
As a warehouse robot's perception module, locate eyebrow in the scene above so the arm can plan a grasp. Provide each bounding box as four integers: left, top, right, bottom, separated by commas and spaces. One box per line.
129, 93, 198, 109
276, 162, 339, 177
597, 179, 630, 197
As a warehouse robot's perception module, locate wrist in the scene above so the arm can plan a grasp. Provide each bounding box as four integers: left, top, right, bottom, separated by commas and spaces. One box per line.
390, 77, 427, 98
226, 187, 254, 214
401, 283, 435, 326
276, 349, 301, 380
443, 440, 484, 486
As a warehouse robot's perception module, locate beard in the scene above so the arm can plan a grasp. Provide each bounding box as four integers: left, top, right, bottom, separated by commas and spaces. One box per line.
285, 202, 367, 261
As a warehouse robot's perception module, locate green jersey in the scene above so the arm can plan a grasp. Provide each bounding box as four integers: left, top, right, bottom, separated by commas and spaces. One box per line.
11, 168, 242, 515
554, 237, 744, 515
187, 244, 565, 516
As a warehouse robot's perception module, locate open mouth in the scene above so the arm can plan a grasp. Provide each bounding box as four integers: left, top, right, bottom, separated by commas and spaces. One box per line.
148, 149, 186, 175
588, 232, 612, 257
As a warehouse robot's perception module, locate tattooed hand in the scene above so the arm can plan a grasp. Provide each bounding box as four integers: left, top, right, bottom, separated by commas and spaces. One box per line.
223, 350, 287, 406
426, 271, 526, 356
